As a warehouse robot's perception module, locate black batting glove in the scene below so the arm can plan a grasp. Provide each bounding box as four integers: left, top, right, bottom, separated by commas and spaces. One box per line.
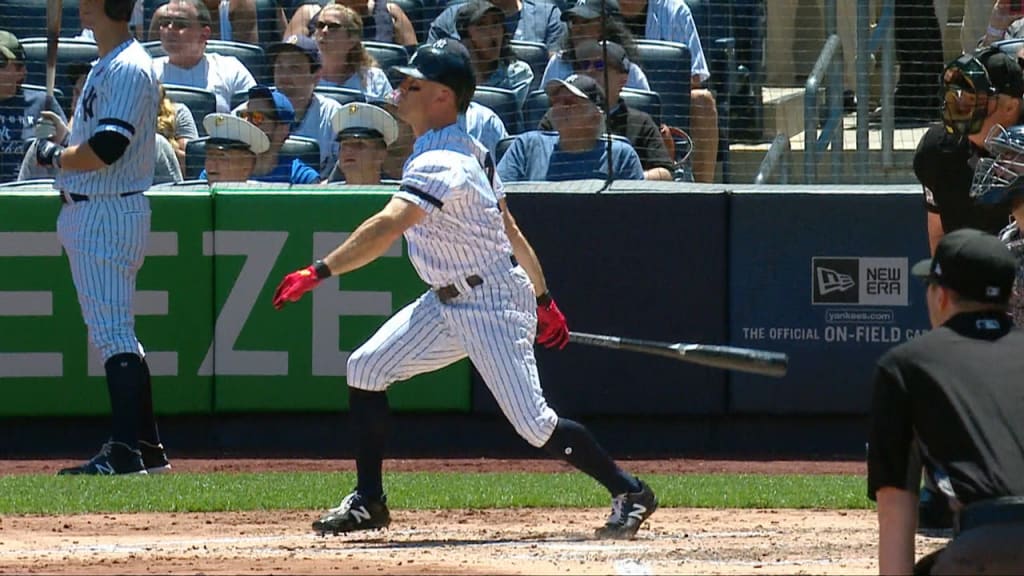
36, 139, 64, 168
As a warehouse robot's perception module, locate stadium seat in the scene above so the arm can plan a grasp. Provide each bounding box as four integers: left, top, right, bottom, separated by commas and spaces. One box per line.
142, 40, 270, 85
471, 86, 521, 134
163, 85, 217, 136
620, 88, 662, 125
633, 40, 691, 130
19, 38, 98, 113
229, 86, 366, 110
0, 0, 82, 40
508, 40, 548, 92
494, 135, 516, 164
184, 135, 320, 180
363, 41, 411, 86
21, 84, 65, 103
143, 0, 283, 45
388, 0, 425, 44
522, 89, 549, 132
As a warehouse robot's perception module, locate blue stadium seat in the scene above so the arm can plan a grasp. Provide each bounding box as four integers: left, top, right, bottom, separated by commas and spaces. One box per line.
471, 86, 521, 134
163, 85, 217, 136
0, 0, 83, 40
142, 40, 270, 85
522, 89, 548, 132
363, 41, 410, 86
620, 88, 662, 125
494, 135, 516, 164
185, 135, 320, 179
19, 38, 98, 113
633, 40, 691, 130
508, 40, 548, 92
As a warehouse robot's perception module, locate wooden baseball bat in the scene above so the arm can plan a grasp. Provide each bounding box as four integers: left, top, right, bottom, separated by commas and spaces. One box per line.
46, 0, 63, 110
568, 331, 789, 378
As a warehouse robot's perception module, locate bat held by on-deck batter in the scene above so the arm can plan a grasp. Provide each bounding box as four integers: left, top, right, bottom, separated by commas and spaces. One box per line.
568, 331, 789, 378
46, 0, 63, 111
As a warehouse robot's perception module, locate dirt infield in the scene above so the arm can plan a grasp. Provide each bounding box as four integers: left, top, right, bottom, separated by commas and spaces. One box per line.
0, 459, 948, 574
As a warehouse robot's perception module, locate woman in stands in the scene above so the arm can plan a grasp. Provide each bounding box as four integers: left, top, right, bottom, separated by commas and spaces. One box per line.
539, 1, 649, 91
457, 0, 533, 110
285, 0, 417, 48
313, 3, 393, 99
157, 83, 199, 176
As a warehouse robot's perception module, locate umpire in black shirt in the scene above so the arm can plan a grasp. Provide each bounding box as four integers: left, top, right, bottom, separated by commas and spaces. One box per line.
868, 229, 1024, 575
914, 48, 1023, 255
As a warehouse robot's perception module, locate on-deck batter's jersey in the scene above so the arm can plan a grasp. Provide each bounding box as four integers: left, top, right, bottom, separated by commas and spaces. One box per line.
394, 123, 513, 287
56, 39, 159, 196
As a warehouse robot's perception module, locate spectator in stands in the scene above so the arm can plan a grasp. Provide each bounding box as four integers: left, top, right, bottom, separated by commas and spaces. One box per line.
325, 102, 398, 183
227, 85, 321, 183
461, 100, 509, 156
153, 87, 186, 184
287, 0, 417, 47
458, 0, 534, 109
202, 112, 269, 183
0, 30, 67, 183
497, 74, 643, 181
149, 0, 259, 44
314, 4, 393, 99
151, 0, 258, 113
428, 0, 566, 52
540, 40, 671, 180
982, 0, 1024, 46
158, 83, 200, 174
268, 34, 344, 172
615, 0, 718, 183
17, 61, 86, 182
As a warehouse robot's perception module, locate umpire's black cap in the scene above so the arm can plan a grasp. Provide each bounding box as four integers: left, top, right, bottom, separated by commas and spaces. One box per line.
391, 39, 476, 112
911, 228, 1017, 303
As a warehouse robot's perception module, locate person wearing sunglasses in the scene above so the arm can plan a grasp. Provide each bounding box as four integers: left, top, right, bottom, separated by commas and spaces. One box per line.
219, 86, 321, 184
148, 0, 258, 44
150, 0, 257, 113
498, 73, 643, 182
285, 0, 417, 48
312, 4, 393, 100
538, 40, 673, 181
914, 49, 1024, 257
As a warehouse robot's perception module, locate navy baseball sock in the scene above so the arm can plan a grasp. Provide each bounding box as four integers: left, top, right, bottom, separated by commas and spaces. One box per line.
104, 353, 144, 449
543, 418, 641, 495
137, 356, 162, 446
348, 388, 390, 501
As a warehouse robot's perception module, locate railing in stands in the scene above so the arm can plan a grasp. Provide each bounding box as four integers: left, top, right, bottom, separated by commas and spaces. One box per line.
857, 0, 895, 176
754, 132, 790, 185
804, 32, 843, 184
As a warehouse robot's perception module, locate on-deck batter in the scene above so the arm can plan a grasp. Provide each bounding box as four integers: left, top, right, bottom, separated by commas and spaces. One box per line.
36, 0, 170, 475
271, 39, 657, 539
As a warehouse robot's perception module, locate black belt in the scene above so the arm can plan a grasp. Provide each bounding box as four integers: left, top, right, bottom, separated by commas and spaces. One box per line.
433, 255, 518, 304
955, 496, 1024, 536
61, 190, 144, 204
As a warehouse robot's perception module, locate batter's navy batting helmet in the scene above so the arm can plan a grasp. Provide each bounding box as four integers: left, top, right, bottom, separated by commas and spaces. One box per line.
105, 0, 134, 22
391, 39, 476, 112
972, 123, 1024, 206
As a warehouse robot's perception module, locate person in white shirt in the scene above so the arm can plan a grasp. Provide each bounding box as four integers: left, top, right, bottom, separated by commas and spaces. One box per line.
149, 0, 259, 43
150, 0, 257, 113
268, 34, 344, 172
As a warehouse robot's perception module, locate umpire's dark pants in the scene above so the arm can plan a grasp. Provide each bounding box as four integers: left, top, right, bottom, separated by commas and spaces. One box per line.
926, 523, 1024, 575
894, 0, 944, 119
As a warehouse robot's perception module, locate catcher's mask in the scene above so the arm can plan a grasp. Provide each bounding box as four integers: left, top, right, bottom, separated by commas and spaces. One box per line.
941, 51, 996, 138
970, 123, 1024, 205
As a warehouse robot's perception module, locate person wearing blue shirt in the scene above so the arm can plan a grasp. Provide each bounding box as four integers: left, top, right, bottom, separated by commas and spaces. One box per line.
223, 85, 321, 184
428, 0, 566, 51
497, 74, 642, 182
460, 100, 509, 156
0, 31, 67, 183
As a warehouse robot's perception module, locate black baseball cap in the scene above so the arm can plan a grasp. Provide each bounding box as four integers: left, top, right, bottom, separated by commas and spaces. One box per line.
456, 0, 505, 31
391, 40, 476, 108
911, 228, 1017, 303
545, 73, 606, 108
978, 49, 1024, 98
562, 0, 620, 21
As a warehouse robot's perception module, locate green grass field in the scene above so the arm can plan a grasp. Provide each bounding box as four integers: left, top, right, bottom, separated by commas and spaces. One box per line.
0, 472, 871, 514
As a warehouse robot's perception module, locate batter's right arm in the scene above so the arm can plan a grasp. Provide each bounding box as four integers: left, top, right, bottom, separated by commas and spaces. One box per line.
499, 197, 548, 297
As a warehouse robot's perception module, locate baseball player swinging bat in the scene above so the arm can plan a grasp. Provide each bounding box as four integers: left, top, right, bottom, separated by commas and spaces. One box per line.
569, 331, 789, 378
46, 0, 62, 110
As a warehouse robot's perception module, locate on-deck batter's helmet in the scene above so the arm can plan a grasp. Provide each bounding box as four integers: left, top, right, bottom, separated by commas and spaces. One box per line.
971, 123, 1024, 205
390, 39, 476, 112
105, 0, 134, 22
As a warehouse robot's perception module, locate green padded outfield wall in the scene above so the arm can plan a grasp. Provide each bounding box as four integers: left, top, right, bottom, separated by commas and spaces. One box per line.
0, 186, 470, 416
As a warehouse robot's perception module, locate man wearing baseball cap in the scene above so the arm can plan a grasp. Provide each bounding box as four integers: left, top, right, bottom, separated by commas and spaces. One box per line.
268, 34, 343, 173
328, 102, 399, 185
201, 112, 269, 184
497, 73, 643, 182
228, 85, 320, 184
869, 228, 1024, 574
0, 30, 67, 183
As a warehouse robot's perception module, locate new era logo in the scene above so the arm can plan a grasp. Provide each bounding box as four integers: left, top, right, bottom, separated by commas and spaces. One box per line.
816, 267, 856, 295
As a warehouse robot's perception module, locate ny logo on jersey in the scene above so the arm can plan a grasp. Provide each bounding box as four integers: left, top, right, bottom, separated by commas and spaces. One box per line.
82, 87, 98, 122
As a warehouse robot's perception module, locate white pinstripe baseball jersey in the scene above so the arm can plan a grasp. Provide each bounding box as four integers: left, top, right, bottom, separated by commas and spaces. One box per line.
56, 39, 159, 196
392, 123, 513, 288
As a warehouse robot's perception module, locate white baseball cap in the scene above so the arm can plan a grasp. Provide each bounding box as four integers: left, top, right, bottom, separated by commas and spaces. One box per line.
332, 103, 399, 147
202, 113, 270, 154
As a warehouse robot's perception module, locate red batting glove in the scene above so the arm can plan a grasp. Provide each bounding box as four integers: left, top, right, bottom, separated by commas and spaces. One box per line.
272, 266, 321, 309
536, 293, 569, 349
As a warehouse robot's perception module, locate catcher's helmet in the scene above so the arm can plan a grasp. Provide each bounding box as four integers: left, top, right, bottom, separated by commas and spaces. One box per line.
390, 39, 476, 112
971, 123, 1024, 205
105, 0, 134, 22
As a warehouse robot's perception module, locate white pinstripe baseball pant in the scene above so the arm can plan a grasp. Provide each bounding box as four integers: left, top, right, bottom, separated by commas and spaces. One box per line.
347, 262, 559, 447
